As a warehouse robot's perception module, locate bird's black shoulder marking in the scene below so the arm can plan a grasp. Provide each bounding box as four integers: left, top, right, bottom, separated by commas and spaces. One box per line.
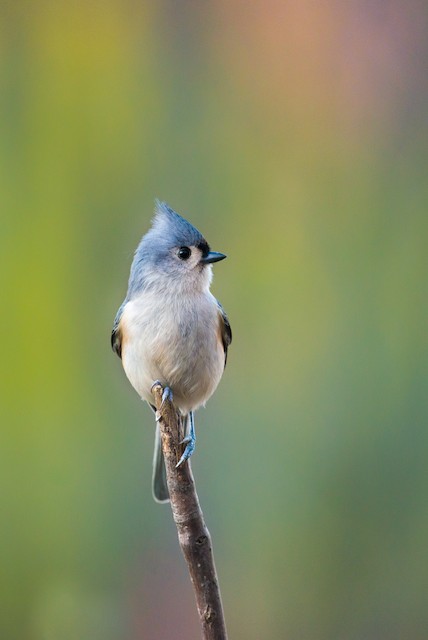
217, 300, 232, 367
111, 301, 125, 359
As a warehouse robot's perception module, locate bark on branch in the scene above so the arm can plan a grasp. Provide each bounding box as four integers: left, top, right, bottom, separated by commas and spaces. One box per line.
151, 383, 228, 640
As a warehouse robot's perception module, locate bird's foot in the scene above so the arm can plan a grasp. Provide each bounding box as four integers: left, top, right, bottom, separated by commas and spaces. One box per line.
151, 381, 173, 412
176, 413, 196, 467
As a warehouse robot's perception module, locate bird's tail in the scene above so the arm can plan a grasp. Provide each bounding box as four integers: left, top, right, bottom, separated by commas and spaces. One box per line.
152, 413, 191, 503
152, 423, 169, 503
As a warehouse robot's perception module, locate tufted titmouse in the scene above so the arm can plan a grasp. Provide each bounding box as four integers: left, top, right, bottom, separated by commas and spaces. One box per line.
111, 201, 232, 502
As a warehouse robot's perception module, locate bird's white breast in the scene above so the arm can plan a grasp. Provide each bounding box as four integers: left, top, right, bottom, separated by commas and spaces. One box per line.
120, 288, 225, 413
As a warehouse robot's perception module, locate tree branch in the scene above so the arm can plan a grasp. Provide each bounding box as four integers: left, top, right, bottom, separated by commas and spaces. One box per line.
151, 383, 228, 640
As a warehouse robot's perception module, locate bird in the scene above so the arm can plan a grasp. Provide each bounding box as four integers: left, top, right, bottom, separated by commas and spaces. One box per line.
111, 200, 232, 502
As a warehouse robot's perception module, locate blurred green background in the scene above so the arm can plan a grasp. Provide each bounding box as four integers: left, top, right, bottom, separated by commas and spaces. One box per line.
1, 2, 428, 639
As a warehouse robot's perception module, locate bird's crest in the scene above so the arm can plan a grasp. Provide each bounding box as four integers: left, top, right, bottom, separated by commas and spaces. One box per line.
151, 200, 206, 248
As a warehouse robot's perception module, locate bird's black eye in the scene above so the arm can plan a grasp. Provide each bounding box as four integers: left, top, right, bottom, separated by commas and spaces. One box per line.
177, 246, 191, 260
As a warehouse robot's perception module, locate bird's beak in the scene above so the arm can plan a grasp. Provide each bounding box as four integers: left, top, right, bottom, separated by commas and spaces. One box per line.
201, 251, 227, 264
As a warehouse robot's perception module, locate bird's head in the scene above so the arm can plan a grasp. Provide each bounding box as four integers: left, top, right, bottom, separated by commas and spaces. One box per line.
128, 201, 226, 296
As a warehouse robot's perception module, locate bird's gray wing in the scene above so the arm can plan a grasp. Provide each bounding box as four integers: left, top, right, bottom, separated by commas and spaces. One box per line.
217, 300, 232, 367
111, 301, 126, 358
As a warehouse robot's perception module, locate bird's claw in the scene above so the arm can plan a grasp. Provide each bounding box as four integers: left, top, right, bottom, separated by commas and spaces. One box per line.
151, 379, 162, 392
176, 434, 196, 468
161, 386, 173, 408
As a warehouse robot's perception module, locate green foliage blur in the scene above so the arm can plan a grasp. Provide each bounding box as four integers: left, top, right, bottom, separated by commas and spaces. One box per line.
1, 3, 428, 639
